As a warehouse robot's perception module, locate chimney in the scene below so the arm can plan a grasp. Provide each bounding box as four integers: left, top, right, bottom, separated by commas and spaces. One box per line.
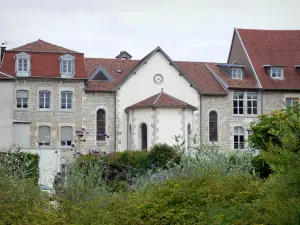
115, 50, 132, 60
0, 44, 6, 69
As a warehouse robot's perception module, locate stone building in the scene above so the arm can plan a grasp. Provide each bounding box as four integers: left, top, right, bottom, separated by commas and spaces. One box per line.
0, 28, 300, 153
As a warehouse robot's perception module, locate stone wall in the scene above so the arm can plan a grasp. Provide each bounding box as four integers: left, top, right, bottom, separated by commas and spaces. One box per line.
82, 91, 115, 152
13, 79, 85, 152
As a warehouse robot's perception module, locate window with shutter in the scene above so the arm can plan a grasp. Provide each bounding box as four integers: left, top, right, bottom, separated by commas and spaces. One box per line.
38, 126, 51, 146
16, 90, 29, 108
60, 126, 73, 147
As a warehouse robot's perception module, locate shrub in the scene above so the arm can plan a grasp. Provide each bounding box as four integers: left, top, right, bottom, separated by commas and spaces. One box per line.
148, 143, 181, 169
251, 154, 272, 178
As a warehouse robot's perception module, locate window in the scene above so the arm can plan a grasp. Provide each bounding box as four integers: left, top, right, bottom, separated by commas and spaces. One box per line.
247, 92, 258, 115
233, 92, 244, 115
97, 109, 106, 141
60, 54, 75, 77
209, 111, 218, 142
286, 97, 299, 107
16, 90, 29, 109
61, 91, 73, 109
15, 52, 30, 76
60, 126, 73, 147
232, 68, 243, 79
270, 67, 284, 79
234, 126, 244, 149
38, 126, 51, 146
39, 91, 51, 109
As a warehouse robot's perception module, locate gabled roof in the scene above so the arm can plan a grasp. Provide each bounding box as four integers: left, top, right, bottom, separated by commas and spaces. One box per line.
85, 47, 228, 95
206, 63, 259, 89
125, 90, 198, 112
9, 39, 80, 53
237, 28, 300, 90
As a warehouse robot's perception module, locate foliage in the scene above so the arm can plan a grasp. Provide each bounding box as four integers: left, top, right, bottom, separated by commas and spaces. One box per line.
251, 154, 272, 179
249, 103, 300, 151
148, 143, 181, 169
0, 149, 39, 184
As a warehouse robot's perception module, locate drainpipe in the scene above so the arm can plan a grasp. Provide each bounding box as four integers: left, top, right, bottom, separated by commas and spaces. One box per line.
114, 91, 117, 152
199, 93, 203, 145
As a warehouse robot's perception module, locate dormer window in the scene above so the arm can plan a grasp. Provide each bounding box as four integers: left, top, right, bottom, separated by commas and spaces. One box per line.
59, 54, 75, 78
15, 52, 30, 77
231, 68, 243, 79
270, 67, 284, 79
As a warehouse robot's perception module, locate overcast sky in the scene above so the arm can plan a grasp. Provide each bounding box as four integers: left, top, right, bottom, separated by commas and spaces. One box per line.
2, 0, 300, 62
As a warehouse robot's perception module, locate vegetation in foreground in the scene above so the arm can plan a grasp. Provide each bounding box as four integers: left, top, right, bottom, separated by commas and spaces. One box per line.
0, 104, 300, 224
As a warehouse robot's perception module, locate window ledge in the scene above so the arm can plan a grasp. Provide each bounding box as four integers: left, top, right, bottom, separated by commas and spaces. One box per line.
233, 114, 258, 118
208, 142, 221, 147
16, 72, 30, 77
15, 108, 29, 112
59, 109, 75, 113
61, 74, 75, 78
37, 108, 52, 112
95, 140, 109, 146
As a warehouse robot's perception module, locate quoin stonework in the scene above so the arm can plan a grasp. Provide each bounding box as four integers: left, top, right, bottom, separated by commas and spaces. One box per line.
1, 28, 300, 154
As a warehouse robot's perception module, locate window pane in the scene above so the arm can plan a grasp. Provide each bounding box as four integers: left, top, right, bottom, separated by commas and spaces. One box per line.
253, 108, 257, 114
16, 98, 22, 108
23, 98, 28, 108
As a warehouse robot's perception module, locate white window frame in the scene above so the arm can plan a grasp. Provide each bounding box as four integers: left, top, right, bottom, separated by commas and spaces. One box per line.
247, 92, 258, 115
270, 67, 284, 79
286, 97, 299, 108
60, 126, 73, 147
16, 90, 29, 109
15, 52, 31, 77
231, 68, 243, 79
39, 90, 51, 109
233, 92, 244, 115
61, 91, 73, 109
234, 126, 245, 149
38, 125, 51, 147
59, 54, 75, 78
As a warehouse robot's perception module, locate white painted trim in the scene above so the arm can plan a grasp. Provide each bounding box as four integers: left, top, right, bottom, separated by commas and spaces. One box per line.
59, 54, 75, 78
37, 87, 53, 111
205, 64, 229, 89
235, 28, 262, 89
15, 52, 31, 77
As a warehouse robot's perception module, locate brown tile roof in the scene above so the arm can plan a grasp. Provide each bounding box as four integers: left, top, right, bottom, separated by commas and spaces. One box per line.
85, 58, 228, 95
175, 61, 228, 95
125, 91, 197, 112
85, 58, 139, 91
206, 63, 259, 89
0, 51, 87, 78
9, 39, 80, 53
238, 28, 300, 90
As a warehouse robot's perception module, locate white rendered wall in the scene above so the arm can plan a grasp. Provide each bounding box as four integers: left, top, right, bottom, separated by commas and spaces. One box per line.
117, 51, 199, 151
0, 82, 13, 148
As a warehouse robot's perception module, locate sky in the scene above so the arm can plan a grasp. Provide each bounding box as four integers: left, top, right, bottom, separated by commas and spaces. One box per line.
2, 0, 300, 62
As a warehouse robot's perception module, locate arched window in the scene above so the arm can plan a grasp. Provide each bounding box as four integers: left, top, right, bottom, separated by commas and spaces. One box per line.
97, 109, 106, 141
234, 126, 245, 149
38, 126, 51, 146
209, 111, 218, 142
187, 123, 192, 150
141, 123, 147, 150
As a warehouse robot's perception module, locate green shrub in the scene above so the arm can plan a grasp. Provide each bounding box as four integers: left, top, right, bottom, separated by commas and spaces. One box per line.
148, 143, 181, 169
251, 154, 272, 178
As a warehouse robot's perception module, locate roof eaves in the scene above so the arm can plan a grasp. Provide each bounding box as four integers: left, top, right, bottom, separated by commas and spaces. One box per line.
235, 28, 262, 89
0, 71, 15, 79
163, 92, 198, 111
205, 64, 229, 91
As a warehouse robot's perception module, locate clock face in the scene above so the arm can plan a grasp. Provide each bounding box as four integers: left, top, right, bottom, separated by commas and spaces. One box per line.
153, 74, 164, 85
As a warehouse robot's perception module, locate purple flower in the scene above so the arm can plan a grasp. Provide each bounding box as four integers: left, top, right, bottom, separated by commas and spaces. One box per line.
133, 168, 137, 171
92, 149, 100, 153
127, 165, 132, 169
105, 178, 110, 182
152, 164, 156, 169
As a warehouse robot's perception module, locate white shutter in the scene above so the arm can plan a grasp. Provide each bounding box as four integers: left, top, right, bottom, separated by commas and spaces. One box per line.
39, 126, 50, 143
61, 126, 73, 141
16, 90, 28, 98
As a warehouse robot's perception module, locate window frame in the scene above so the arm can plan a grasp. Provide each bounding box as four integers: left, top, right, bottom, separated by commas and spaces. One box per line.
15, 52, 31, 77
60, 126, 73, 147
96, 109, 106, 141
16, 90, 29, 109
233, 126, 245, 149
270, 67, 284, 79
233, 92, 244, 115
59, 54, 75, 78
39, 90, 51, 109
286, 97, 299, 108
231, 67, 243, 79
38, 125, 51, 147
61, 91, 73, 109
247, 92, 258, 115
209, 111, 218, 142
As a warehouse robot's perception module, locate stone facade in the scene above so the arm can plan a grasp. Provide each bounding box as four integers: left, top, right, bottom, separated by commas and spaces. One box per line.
82, 91, 115, 152
13, 79, 85, 151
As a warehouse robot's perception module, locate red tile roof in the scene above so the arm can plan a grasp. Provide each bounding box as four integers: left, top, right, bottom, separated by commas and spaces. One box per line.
0, 52, 87, 78
206, 63, 259, 89
238, 29, 300, 89
125, 91, 197, 112
10, 39, 80, 53
85, 58, 228, 95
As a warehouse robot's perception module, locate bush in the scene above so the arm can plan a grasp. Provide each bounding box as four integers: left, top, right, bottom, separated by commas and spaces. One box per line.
251, 154, 272, 178
148, 143, 181, 169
